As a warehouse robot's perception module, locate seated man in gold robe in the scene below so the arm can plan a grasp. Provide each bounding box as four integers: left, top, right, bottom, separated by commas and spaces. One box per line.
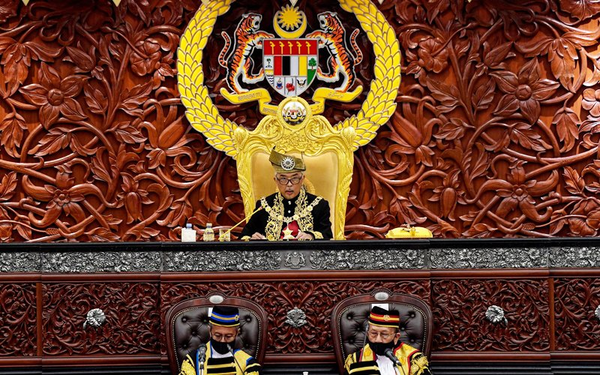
344, 306, 432, 375
240, 149, 332, 241
179, 306, 262, 375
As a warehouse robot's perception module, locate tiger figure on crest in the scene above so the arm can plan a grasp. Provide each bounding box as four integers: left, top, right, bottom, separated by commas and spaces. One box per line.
219, 13, 274, 93
306, 11, 363, 92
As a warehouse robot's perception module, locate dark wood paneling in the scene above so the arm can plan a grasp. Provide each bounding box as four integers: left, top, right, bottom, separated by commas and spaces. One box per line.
42, 282, 161, 356
432, 279, 550, 352
554, 278, 600, 351
1, 268, 600, 371
0, 283, 37, 356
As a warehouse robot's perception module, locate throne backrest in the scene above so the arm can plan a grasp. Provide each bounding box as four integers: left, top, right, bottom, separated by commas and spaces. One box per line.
165, 295, 268, 375
331, 291, 433, 374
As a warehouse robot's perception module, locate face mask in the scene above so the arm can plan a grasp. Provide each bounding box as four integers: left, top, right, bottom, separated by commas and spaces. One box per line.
367, 338, 396, 356
210, 338, 232, 355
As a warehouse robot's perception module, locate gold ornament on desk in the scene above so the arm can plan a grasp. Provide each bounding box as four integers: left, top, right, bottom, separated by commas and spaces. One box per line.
178, 0, 401, 240
385, 224, 433, 239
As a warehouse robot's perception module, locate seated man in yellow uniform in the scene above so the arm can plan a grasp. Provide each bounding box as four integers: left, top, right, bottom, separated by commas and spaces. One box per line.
240, 149, 332, 241
344, 306, 432, 375
179, 306, 262, 375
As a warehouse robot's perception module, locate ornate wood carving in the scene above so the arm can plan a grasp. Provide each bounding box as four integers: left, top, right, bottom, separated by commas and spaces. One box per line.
2, 268, 600, 364
161, 280, 429, 355
0, 283, 36, 356
554, 278, 600, 351
432, 279, 550, 351
42, 282, 161, 355
1, 0, 600, 240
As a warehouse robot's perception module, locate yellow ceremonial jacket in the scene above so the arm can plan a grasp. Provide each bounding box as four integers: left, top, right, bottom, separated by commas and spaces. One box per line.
344, 342, 431, 375
179, 342, 261, 375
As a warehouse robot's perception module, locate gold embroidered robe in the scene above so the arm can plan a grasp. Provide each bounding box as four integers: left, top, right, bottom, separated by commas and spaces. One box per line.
179, 342, 262, 375
344, 343, 432, 375
240, 189, 332, 240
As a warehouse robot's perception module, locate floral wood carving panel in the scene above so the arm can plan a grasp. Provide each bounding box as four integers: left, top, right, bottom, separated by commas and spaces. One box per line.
1, 0, 600, 241
160, 280, 430, 355
42, 282, 161, 355
431, 278, 550, 351
554, 278, 600, 351
0, 283, 37, 356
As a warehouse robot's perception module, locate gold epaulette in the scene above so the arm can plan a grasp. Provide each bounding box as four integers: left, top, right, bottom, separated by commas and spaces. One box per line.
179, 354, 196, 375
410, 352, 430, 375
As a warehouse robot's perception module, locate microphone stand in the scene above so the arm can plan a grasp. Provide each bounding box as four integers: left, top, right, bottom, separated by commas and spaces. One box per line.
197, 343, 207, 375
394, 362, 406, 375
198, 358, 205, 375
384, 348, 406, 375
222, 206, 264, 240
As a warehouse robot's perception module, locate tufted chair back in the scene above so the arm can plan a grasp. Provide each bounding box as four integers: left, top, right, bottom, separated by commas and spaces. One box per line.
165, 294, 268, 375
331, 290, 433, 374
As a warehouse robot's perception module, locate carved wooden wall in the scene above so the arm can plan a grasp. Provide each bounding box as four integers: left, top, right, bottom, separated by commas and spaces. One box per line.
1, 0, 600, 241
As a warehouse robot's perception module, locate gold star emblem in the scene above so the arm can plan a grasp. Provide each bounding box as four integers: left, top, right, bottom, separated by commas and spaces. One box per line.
383, 315, 390, 321
282, 227, 294, 240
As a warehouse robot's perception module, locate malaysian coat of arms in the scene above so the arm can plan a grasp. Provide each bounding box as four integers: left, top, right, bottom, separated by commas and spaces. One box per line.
178, 0, 400, 240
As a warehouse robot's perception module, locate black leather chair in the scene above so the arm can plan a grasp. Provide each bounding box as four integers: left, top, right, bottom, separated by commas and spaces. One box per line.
331, 290, 433, 374
165, 293, 268, 375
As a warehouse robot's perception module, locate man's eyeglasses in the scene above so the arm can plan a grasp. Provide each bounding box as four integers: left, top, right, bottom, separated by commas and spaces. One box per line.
367, 330, 393, 341
276, 176, 302, 185
212, 333, 236, 341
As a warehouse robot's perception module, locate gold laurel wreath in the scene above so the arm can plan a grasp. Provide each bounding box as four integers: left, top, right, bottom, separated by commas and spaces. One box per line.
334, 0, 400, 149
177, 0, 401, 157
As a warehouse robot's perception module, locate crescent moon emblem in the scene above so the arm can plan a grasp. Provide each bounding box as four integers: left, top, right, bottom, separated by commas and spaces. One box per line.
273, 10, 307, 39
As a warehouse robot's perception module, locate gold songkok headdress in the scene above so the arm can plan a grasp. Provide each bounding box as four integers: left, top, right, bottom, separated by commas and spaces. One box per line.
269, 149, 306, 173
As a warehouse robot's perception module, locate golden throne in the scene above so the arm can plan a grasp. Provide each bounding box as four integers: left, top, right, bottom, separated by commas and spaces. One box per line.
234, 97, 353, 240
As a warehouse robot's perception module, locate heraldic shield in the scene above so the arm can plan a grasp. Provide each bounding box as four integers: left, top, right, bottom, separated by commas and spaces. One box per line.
263, 39, 318, 97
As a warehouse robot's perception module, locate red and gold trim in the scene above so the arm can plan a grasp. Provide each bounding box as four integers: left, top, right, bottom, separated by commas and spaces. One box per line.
368, 311, 400, 328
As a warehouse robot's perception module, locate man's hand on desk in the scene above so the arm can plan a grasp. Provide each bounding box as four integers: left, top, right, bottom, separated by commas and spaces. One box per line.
296, 231, 314, 241
250, 232, 267, 240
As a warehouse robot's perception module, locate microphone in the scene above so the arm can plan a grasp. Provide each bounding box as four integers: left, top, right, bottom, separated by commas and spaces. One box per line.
198, 343, 207, 368
384, 348, 406, 375
383, 348, 401, 366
